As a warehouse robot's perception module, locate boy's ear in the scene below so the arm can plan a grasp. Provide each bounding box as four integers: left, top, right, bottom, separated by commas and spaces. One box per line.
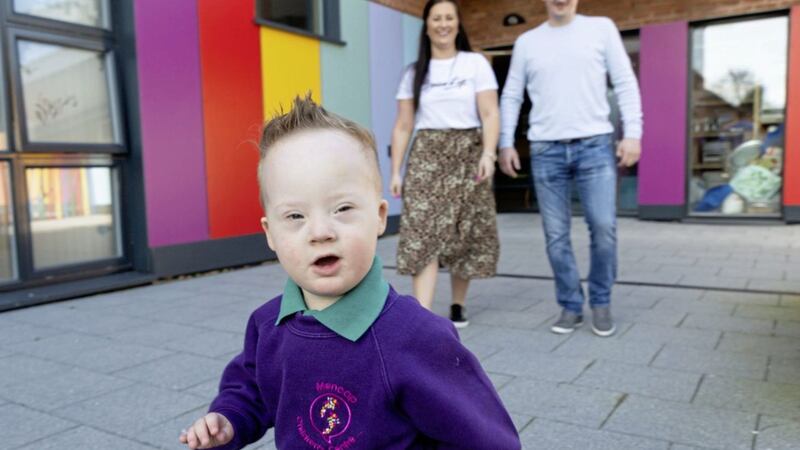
261, 217, 276, 251
376, 199, 389, 237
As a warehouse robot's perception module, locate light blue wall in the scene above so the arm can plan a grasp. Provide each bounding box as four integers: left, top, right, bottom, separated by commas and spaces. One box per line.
320, 1, 371, 128
402, 14, 422, 67
369, 3, 405, 215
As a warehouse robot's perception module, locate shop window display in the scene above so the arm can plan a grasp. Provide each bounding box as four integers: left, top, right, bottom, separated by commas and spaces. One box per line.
689, 15, 788, 216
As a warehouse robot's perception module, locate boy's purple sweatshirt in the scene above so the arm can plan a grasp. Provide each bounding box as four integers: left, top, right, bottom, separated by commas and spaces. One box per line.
209, 287, 521, 449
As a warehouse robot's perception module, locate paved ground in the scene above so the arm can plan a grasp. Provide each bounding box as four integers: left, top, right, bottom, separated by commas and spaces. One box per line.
1, 214, 799, 449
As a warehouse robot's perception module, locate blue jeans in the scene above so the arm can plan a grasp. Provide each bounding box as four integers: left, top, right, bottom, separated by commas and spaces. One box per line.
530, 134, 617, 314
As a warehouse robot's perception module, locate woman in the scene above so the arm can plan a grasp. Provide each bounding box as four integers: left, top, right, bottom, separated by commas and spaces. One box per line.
390, 0, 500, 328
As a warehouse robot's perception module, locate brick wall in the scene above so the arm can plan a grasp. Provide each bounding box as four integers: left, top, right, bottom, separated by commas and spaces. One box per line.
373, 0, 800, 48
371, 0, 426, 17
464, 0, 800, 48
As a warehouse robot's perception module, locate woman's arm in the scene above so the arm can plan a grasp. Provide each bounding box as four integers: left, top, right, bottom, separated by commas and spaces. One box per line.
389, 99, 415, 197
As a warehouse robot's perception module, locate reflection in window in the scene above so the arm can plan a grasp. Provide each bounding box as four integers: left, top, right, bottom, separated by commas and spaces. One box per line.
261, 0, 326, 36
27, 167, 121, 269
0, 163, 16, 281
14, 0, 110, 29
18, 40, 119, 144
689, 16, 788, 216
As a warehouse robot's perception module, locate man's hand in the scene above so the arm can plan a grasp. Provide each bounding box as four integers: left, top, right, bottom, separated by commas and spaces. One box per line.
616, 138, 641, 167
179, 413, 234, 449
498, 147, 521, 178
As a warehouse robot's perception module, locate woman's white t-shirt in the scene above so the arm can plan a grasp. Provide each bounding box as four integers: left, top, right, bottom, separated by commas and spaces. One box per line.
396, 51, 498, 130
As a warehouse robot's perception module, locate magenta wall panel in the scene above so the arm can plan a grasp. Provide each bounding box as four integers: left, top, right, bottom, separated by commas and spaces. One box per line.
134, 0, 209, 247
638, 21, 688, 206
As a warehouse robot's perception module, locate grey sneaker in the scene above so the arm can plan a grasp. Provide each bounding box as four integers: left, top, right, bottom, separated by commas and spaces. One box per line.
550, 309, 584, 334
591, 307, 617, 337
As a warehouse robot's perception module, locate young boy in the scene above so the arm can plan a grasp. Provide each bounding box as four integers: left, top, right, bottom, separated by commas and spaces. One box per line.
179, 96, 520, 450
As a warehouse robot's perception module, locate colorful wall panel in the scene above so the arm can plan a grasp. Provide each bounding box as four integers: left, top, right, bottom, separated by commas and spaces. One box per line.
638, 21, 689, 209
320, 0, 371, 128
784, 6, 800, 210
260, 27, 322, 119
369, 3, 406, 216
198, 0, 264, 238
402, 14, 422, 67
134, 0, 208, 247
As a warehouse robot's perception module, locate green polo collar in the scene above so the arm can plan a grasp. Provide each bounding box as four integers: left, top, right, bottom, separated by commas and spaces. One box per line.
275, 256, 389, 342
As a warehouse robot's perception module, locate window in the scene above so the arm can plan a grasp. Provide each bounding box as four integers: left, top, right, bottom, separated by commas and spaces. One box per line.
17, 39, 121, 145
0, 0, 129, 290
689, 15, 788, 217
26, 166, 121, 269
14, 0, 111, 29
256, 0, 341, 42
0, 162, 16, 282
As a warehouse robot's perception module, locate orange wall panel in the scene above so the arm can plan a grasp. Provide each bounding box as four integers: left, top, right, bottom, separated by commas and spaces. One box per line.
785, 6, 800, 206
198, 0, 264, 238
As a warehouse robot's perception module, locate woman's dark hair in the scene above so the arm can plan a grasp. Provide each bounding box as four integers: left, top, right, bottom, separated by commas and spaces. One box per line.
412, 0, 472, 111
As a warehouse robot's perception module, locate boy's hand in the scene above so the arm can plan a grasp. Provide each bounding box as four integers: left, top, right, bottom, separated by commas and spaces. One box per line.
179, 413, 233, 449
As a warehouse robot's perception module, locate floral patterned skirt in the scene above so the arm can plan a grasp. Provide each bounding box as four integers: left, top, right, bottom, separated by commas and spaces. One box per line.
396, 128, 499, 279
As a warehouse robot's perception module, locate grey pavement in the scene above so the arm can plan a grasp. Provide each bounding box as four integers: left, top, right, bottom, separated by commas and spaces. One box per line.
1, 214, 799, 449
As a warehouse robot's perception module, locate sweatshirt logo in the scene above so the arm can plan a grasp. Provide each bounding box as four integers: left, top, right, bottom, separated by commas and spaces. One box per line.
296, 381, 359, 449
311, 394, 351, 441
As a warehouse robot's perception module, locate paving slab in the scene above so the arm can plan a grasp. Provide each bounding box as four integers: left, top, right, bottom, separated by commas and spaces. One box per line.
620, 323, 720, 350
520, 419, 670, 450
755, 415, 800, 450
16, 426, 159, 450
603, 395, 756, 449
0, 354, 73, 387
681, 313, 774, 335
767, 357, 800, 385
652, 345, 768, 380
51, 383, 207, 437
482, 347, 592, 381
0, 403, 77, 449
717, 332, 800, 359
553, 333, 663, 365
574, 360, 701, 403
113, 353, 228, 391
2, 366, 135, 411
498, 378, 623, 428
693, 375, 800, 419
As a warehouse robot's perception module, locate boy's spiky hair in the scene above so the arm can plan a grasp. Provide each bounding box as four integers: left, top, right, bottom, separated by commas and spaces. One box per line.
257, 94, 381, 209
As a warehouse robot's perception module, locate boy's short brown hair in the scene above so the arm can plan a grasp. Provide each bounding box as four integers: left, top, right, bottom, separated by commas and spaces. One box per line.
257, 95, 381, 209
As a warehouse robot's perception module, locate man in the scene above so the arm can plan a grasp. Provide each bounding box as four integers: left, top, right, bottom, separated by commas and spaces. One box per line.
498, 0, 642, 337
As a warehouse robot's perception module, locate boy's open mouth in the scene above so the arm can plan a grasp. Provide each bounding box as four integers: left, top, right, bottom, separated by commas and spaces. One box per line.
313, 255, 340, 268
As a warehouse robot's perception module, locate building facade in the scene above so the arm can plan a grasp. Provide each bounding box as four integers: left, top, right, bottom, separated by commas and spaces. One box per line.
0, 0, 797, 308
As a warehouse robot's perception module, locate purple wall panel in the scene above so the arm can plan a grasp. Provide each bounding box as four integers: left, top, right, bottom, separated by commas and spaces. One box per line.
369, 3, 404, 215
134, 0, 209, 247
638, 22, 688, 205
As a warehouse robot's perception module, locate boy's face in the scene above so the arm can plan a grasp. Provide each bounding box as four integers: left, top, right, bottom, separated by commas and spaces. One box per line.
260, 129, 388, 302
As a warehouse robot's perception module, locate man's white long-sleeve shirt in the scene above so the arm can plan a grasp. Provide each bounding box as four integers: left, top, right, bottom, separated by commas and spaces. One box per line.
499, 15, 643, 147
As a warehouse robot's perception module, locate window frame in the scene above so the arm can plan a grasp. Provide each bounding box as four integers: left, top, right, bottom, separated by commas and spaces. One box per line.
254, 0, 344, 45
685, 10, 790, 218
6, 153, 128, 285
6, 27, 125, 153
6, 0, 112, 37
0, 158, 18, 285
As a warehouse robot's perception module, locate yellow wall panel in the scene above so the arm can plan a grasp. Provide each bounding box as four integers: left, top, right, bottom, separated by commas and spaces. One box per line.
260, 27, 321, 119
